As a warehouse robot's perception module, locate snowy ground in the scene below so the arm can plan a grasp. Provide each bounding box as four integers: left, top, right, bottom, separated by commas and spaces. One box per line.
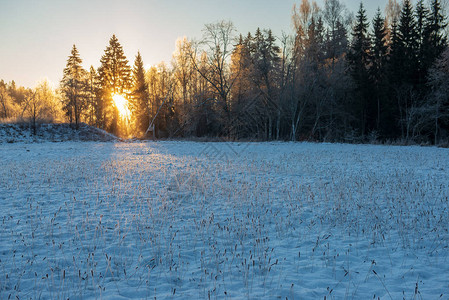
0, 141, 448, 299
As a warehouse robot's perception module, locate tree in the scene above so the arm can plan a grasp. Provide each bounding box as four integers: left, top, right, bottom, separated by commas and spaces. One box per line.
0, 82, 18, 120
423, 0, 448, 73
230, 34, 254, 138
292, 0, 320, 60
34, 79, 62, 122
323, 0, 350, 65
130, 52, 150, 136
249, 28, 281, 140
321, 0, 351, 140
21, 80, 62, 134
385, 0, 401, 42
427, 47, 449, 144
86, 66, 100, 126
398, 0, 419, 85
190, 21, 238, 134
145, 62, 177, 138
172, 37, 197, 136
386, 0, 419, 140
347, 3, 371, 135
98, 34, 132, 135
290, 1, 327, 141
370, 8, 389, 132
60, 44, 86, 128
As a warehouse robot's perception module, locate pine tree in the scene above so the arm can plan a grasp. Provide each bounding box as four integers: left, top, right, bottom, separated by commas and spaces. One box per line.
60, 44, 86, 129
347, 3, 371, 135
98, 34, 132, 134
130, 52, 150, 136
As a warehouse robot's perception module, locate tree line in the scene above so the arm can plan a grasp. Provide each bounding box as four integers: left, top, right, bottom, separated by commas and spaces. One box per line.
1, 0, 448, 144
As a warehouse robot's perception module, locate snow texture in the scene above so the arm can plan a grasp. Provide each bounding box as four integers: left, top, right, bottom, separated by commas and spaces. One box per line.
0, 123, 118, 143
0, 141, 448, 299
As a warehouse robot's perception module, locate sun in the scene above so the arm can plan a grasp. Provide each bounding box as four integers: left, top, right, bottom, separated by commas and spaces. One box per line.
112, 94, 131, 119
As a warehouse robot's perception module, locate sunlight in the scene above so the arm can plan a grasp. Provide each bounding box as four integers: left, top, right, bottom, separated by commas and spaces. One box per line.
112, 94, 131, 120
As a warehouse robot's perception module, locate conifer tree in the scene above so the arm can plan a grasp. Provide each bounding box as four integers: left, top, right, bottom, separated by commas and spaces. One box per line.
60, 44, 86, 129
98, 34, 132, 133
86, 66, 99, 126
130, 52, 150, 136
250, 29, 281, 140
385, 19, 408, 138
370, 8, 389, 131
423, 0, 448, 72
398, 0, 419, 85
415, 0, 430, 87
348, 3, 371, 135
305, 17, 325, 64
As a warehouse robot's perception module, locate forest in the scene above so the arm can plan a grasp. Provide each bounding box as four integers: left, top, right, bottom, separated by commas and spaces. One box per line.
0, 0, 448, 144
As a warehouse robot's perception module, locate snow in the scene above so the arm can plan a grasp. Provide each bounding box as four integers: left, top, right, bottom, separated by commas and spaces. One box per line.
0, 141, 448, 299
0, 123, 118, 143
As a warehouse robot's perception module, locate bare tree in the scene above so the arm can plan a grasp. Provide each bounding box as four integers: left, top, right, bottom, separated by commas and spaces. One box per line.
428, 47, 449, 144
189, 21, 239, 133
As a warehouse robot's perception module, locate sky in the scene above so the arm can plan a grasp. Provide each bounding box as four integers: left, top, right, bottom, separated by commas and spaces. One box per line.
0, 0, 389, 88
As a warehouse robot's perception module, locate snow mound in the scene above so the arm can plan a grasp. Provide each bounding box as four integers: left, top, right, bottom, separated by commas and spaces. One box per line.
0, 123, 118, 143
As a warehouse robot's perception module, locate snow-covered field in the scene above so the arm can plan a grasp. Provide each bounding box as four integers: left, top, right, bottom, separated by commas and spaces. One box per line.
0, 141, 448, 299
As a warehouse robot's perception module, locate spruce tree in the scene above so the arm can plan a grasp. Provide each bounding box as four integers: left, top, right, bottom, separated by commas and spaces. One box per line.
387, 18, 401, 83
60, 44, 86, 129
86, 66, 100, 126
398, 0, 419, 86
347, 3, 371, 135
385, 19, 405, 137
130, 52, 150, 136
370, 8, 389, 132
98, 34, 132, 133
416, 0, 430, 87
423, 0, 448, 72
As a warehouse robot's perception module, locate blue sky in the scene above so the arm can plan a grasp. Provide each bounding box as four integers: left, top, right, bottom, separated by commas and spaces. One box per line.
0, 0, 389, 88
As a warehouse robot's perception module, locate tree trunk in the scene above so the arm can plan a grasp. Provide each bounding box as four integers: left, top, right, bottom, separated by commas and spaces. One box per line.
291, 121, 296, 142
276, 109, 281, 140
